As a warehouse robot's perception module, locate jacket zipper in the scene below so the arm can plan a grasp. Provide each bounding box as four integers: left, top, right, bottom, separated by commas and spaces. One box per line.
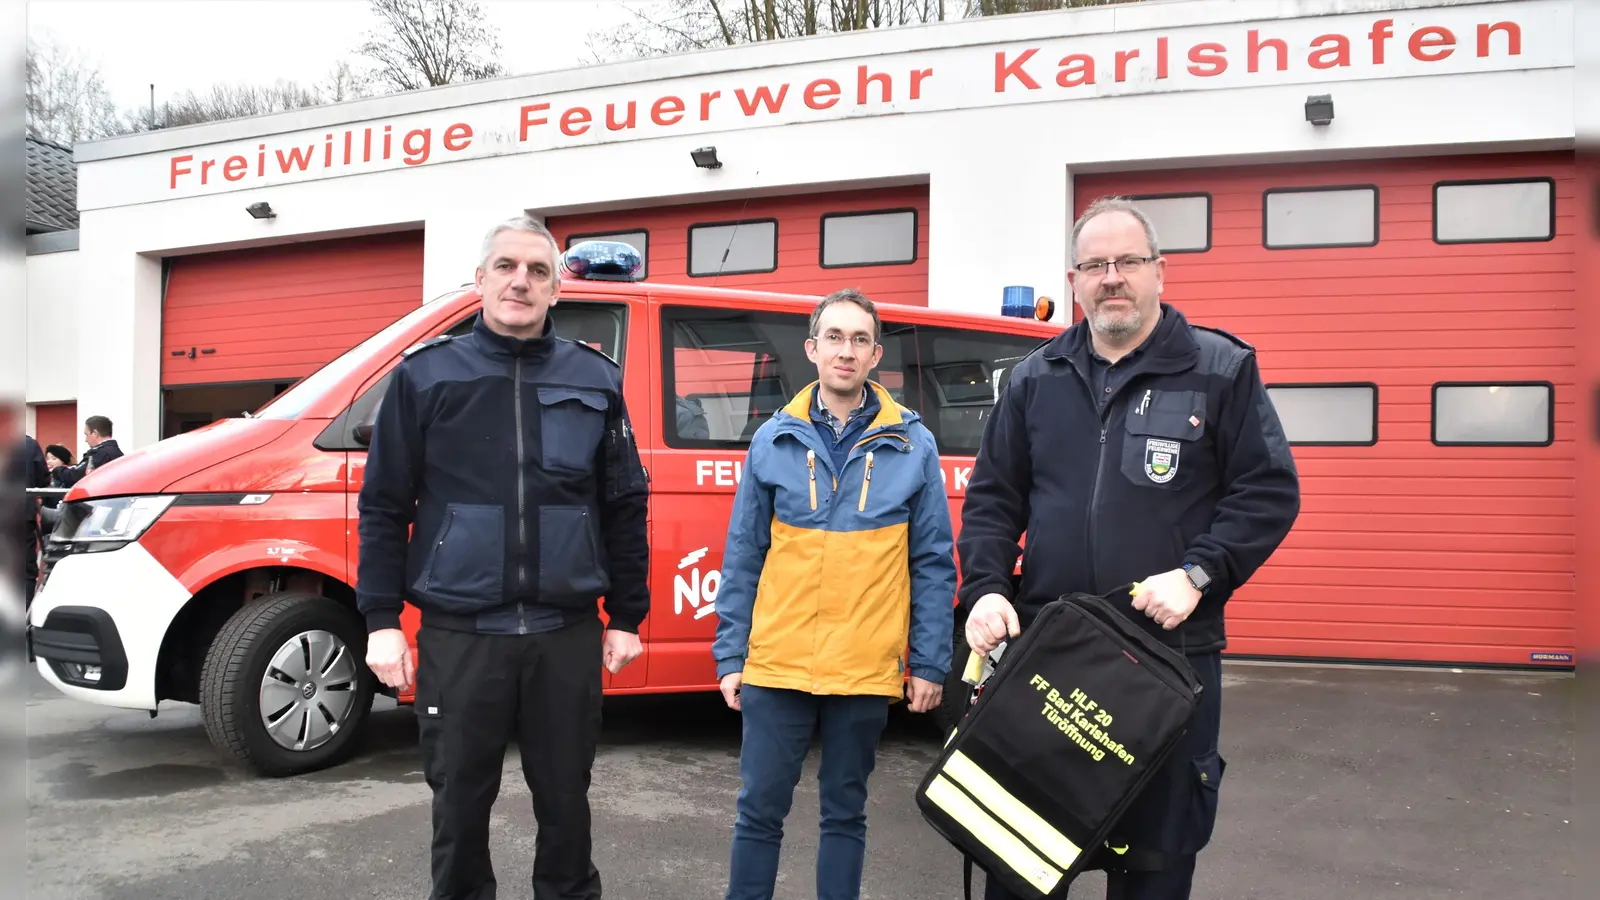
858, 451, 874, 511
807, 450, 818, 510
514, 356, 527, 634
1087, 423, 1108, 595
423, 509, 454, 592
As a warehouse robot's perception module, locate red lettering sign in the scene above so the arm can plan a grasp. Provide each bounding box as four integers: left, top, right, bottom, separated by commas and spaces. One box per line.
995, 49, 1041, 91
161, 14, 1529, 192
443, 123, 473, 152
652, 96, 685, 125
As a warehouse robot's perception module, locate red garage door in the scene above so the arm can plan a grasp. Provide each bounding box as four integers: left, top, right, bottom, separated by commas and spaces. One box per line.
161, 231, 426, 387
547, 185, 929, 306
32, 402, 78, 460
1075, 150, 1577, 668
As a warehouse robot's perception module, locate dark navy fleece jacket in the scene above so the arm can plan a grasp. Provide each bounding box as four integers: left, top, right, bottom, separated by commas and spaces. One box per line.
355, 312, 651, 636
956, 303, 1301, 654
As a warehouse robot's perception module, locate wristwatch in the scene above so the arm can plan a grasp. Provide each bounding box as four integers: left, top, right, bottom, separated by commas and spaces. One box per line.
1183, 563, 1211, 594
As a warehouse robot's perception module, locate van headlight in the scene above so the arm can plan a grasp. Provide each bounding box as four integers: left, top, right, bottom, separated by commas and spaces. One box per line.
67, 496, 176, 543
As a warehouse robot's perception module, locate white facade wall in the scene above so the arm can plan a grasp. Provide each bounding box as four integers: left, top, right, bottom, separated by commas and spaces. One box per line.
25, 248, 81, 404
33, 0, 1579, 452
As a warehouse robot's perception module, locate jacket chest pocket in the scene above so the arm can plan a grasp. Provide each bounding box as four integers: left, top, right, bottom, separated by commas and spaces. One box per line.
1120, 389, 1208, 490
537, 387, 608, 474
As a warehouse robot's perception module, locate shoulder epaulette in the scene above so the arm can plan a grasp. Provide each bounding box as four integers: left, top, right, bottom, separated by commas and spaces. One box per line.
401, 334, 458, 358
1008, 333, 1061, 377
560, 336, 621, 368
1191, 324, 1255, 352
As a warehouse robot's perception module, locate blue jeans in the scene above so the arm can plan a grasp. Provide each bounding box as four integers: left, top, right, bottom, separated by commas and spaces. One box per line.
725, 684, 891, 900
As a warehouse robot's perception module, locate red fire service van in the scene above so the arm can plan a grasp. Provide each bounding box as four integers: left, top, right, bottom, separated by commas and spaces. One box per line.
27, 241, 1058, 776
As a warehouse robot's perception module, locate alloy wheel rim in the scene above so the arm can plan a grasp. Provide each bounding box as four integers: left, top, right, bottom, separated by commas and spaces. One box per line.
257, 629, 358, 752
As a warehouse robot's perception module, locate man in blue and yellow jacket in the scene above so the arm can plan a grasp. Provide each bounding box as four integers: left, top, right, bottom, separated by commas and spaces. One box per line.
712, 289, 957, 900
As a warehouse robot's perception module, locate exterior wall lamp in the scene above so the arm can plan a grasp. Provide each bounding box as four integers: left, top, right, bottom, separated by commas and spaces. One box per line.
691, 146, 722, 169
1305, 94, 1334, 126
246, 201, 276, 219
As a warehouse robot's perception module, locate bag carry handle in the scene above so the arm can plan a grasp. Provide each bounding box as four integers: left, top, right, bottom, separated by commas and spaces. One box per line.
1064, 586, 1204, 697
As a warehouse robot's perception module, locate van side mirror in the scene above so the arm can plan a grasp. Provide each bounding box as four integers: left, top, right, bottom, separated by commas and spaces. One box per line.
354, 423, 373, 445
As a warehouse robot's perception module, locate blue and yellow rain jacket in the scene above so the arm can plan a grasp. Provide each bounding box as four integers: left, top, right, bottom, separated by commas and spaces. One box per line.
712, 381, 957, 698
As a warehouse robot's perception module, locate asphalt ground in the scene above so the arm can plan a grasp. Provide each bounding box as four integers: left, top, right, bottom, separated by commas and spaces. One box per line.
24, 661, 1575, 900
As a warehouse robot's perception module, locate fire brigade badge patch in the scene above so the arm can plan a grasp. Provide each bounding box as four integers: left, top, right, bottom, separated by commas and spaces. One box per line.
1144, 438, 1180, 484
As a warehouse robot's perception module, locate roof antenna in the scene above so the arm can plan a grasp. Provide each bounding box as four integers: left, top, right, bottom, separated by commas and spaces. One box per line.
149, 84, 155, 130
712, 169, 759, 288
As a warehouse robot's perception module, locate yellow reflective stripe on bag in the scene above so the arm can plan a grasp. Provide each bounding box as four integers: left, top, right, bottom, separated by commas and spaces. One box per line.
942, 751, 1083, 872
923, 775, 1063, 895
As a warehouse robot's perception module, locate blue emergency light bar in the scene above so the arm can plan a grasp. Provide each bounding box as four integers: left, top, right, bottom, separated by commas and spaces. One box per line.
562, 240, 645, 282
1000, 285, 1056, 322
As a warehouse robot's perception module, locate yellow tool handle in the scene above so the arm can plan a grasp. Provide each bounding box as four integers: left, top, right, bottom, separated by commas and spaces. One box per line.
962, 649, 985, 685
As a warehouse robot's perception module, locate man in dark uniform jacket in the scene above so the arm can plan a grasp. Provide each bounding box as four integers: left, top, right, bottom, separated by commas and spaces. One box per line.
959, 196, 1301, 900
12, 434, 50, 606
357, 216, 650, 900
52, 416, 123, 489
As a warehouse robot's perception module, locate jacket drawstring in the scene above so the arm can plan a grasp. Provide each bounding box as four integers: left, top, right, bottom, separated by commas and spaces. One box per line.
807, 449, 817, 510
858, 451, 875, 511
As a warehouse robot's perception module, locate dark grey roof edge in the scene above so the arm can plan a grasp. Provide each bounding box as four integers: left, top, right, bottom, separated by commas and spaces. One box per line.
25, 135, 79, 231
27, 229, 79, 255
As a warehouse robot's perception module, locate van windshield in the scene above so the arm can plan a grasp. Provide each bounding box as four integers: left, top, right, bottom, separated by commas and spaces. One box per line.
254, 290, 469, 420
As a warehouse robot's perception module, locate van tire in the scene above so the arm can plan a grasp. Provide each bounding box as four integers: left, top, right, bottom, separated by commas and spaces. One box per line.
933, 629, 972, 737
199, 592, 376, 777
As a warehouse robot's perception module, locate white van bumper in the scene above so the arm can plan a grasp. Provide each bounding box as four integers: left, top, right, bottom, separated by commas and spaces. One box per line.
28, 541, 192, 710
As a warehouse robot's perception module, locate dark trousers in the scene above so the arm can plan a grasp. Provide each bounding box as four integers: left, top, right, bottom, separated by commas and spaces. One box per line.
725, 684, 891, 900
983, 652, 1225, 900
415, 616, 605, 900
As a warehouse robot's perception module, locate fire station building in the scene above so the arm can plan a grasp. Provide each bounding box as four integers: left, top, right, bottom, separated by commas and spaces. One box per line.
21, 0, 1588, 668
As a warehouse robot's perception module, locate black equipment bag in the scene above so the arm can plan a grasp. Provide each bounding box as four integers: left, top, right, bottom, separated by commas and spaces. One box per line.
915, 585, 1204, 899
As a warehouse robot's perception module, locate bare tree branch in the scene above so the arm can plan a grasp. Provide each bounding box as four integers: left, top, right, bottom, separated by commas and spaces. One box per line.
318, 61, 374, 105
355, 0, 506, 94
965, 0, 1125, 15
25, 35, 127, 143
154, 79, 329, 128
587, 0, 968, 62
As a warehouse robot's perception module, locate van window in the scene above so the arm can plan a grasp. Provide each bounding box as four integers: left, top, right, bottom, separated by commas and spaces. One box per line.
663, 306, 805, 446
552, 302, 628, 368
661, 305, 1042, 455
903, 325, 1041, 456
314, 302, 627, 452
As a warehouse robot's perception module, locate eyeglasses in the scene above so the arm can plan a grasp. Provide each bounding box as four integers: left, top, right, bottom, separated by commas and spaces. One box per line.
1073, 255, 1158, 276
813, 331, 876, 351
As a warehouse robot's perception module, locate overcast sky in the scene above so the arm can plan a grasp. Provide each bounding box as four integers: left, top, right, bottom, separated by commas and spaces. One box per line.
26, 0, 668, 112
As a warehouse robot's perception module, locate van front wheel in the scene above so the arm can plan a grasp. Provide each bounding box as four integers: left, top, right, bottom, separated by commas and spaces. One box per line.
933, 629, 973, 737
199, 592, 376, 777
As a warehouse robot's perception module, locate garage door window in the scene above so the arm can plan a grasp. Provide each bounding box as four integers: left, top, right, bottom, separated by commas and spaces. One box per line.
1433, 179, 1555, 244
566, 229, 648, 277
1264, 185, 1378, 249
1129, 194, 1211, 253
1432, 382, 1553, 446
688, 219, 778, 276
820, 209, 918, 267
1266, 383, 1378, 446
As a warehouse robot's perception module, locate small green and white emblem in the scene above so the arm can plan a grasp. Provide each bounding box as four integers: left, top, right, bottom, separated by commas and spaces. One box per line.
1144, 438, 1180, 483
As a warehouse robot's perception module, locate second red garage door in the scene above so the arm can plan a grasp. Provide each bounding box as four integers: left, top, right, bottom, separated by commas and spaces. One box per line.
1075, 150, 1576, 669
